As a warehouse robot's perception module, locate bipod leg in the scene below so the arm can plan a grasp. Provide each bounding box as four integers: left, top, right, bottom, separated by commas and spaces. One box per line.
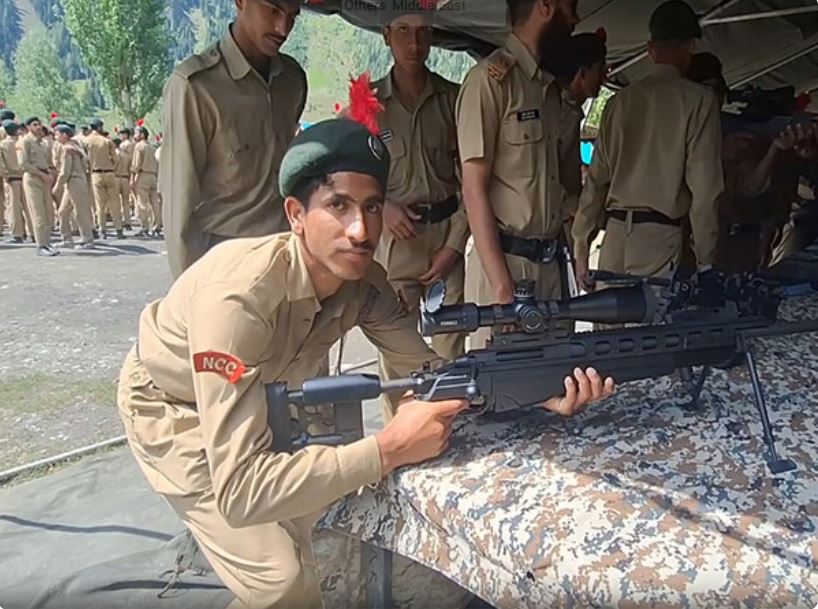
742, 338, 796, 474
362, 542, 393, 609
681, 366, 711, 411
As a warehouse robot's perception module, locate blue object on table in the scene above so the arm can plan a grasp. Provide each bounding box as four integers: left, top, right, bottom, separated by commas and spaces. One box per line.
581, 141, 595, 165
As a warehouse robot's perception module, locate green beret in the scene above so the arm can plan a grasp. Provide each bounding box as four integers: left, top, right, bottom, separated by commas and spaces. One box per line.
89, 118, 104, 128
650, 1, 702, 41
2, 120, 19, 135
279, 119, 390, 198
24, 116, 40, 126
0, 110, 15, 121
55, 124, 74, 136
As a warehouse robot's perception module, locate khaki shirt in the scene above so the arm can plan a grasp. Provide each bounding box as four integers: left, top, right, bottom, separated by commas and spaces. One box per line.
456, 33, 566, 239
120, 138, 135, 164
132, 141, 158, 176
573, 64, 724, 265
0, 138, 22, 179
132, 233, 435, 518
85, 132, 117, 172
373, 70, 469, 252
558, 90, 584, 221
56, 141, 89, 187
114, 149, 130, 178
161, 27, 307, 279
17, 134, 51, 175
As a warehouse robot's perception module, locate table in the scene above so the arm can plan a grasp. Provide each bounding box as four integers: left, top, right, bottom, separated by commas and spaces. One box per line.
321, 295, 818, 609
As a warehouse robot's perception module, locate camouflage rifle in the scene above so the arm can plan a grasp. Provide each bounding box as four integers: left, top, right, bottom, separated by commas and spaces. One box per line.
266, 271, 818, 477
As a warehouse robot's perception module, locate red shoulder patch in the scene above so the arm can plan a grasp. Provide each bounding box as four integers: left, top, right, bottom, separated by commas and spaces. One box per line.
193, 351, 246, 384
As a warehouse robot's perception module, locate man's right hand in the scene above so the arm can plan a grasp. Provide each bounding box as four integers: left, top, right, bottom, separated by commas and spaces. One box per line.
376, 398, 469, 475
383, 200, 421, 241
575, 257, 595, 292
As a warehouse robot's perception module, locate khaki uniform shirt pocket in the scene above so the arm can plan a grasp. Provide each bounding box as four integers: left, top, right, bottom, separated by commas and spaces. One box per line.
499, 117, 543, 178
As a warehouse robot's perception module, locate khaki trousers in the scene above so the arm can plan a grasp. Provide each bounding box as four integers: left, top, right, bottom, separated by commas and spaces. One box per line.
466, 245, 564, 350
598, 216, 683, 278
22, 173, 52, 247
375, 220, 466, 419
59, 176, 95, 243
92, 172, 122, 231
5, 180, 27, 238
135, 173, 161, 230
116, 176, 131, 224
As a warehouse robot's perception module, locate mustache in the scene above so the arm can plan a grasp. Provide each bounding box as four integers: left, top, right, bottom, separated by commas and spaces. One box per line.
342, 240, 375, 253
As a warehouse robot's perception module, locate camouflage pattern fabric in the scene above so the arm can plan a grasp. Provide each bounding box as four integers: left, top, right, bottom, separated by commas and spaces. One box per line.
321, 295, 818, 609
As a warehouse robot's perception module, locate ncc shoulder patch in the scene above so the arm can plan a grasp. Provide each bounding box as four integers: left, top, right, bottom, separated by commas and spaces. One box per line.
486, 49, 516, 82
193, 351, 246, 384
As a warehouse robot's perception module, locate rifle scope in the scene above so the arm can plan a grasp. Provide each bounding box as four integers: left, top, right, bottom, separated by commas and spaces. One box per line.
421, 280, 657, 336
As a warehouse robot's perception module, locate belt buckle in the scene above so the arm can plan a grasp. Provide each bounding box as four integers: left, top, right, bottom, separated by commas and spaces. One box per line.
539, 240, 559, 264
411, 203, 433, 225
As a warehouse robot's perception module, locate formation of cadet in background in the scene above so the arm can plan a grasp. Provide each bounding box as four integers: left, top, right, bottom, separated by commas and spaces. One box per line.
0, 112, 163, 257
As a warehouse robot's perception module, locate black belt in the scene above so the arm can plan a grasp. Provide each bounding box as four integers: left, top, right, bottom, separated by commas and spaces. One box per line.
92, 169, 114, 173
609, 209, 682, 227
499, 232, 560, 264
6, 177, 22, 182
409, 196, 458, 225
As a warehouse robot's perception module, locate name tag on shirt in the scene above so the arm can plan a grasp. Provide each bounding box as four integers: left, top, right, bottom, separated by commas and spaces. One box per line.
517, 109, 540, 122
379, 129, 394, 142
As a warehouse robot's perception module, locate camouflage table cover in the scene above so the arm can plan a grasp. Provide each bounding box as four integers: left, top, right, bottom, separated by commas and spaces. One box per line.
321, 294, 818, 609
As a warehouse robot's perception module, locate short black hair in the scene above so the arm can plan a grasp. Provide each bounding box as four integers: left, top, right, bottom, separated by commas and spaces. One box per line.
550, 33, 607, 84
289, 174, 332, 209
112, 137, 122, 146
507, 0, 537, 25
24, 116, 40, 126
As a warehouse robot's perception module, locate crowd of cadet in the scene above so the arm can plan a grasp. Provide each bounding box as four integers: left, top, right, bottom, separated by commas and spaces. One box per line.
0, 113, 163, 256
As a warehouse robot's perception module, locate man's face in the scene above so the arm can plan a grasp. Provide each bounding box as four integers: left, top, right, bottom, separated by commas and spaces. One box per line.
28, 121, 41, 136
135, 131, 145, 142
537, 0, 579, 59
292, 172, 384, 282
579, 60, 606, 99
236, 0, 300, 57
384, 15, 433, 72
56, 132, 71, 145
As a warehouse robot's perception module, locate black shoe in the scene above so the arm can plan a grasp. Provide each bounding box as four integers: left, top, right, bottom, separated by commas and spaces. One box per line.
116, 229, 125, 240
92, 229, 99, 239
8, 236, 23, 244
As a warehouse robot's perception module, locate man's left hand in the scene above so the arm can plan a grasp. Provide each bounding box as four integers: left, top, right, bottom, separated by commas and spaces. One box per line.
418, 246, 461, 286
543, 367, 615, 417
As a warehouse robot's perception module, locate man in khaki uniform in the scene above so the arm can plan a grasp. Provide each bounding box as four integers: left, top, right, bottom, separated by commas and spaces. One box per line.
113, 137, 133, 231
18, 117, 59, 257
456, 0, 579, 347
53, 124, 95, 249
0, 121, 29, 243
161, 0, 307, 278
118, 119, 611, 609
372, 7, 469, 415
131, 126, 161, 237
86, 118, 124, 239
118, 127, 135, 229
572, 1, 724, 288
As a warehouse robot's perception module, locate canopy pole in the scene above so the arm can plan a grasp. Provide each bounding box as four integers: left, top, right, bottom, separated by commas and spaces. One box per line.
702, 5, 818, 25
608, 0, 746, 78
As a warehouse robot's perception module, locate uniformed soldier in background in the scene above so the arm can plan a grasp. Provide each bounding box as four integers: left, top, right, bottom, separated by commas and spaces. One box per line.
117, 118, 611, 609
573, 1, 724, 288
161, 0, 307, 278
18, 117, 58, 257
456, 0, 579, 347
113, 137, 133, 231
131, 126, 162, 238
0, 120, 29, 243
86, 118, 125, 239
372, 6, 469, 416
549, 31, 607, 253
117, 128, 135, 230
53, 124, 96, 249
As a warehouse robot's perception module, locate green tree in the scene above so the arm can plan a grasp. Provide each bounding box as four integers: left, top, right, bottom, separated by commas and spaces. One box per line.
0, 0, 23, 68
9, 27, 80, 119
62, 0, 172, 125
0, 60, 13, 106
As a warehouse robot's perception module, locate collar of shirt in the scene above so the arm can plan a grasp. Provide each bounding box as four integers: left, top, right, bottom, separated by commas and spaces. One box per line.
561, 88, 586, 119
648, 63, 682, 80
220, 25, 283, 85
505, 33, 554, 86
377, 68, 446, 106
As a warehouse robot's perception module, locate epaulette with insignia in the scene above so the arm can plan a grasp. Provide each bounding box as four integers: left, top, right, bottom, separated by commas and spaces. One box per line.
174, 42, 222, 80
486, 48, 516, 82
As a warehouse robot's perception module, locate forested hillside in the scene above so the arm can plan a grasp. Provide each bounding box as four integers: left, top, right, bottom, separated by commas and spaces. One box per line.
0, 0, 475, 126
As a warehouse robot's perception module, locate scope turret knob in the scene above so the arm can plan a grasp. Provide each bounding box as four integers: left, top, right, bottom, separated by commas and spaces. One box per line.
514, 280, 536, 300
518, 305, 545, 333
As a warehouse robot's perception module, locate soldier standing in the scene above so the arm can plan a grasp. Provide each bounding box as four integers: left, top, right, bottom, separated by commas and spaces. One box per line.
131, 126, 161, 238
113, 137, 133, 231
456, 0, 579, 347
572, 1, 724, 287
161, 0, 307, 278
0, 121, 29, 243
372, 6, 469, 416
53, 124, 95, 249
86, 118, 124, 239
118, 127, 135, 229
117, 118, 611, 609
18, 117, 58, 257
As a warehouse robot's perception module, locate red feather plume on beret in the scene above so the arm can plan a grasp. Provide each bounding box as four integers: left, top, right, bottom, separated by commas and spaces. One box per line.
595, 27, 607, 44
347, 72, 383, 136
136, 118, 145, 127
